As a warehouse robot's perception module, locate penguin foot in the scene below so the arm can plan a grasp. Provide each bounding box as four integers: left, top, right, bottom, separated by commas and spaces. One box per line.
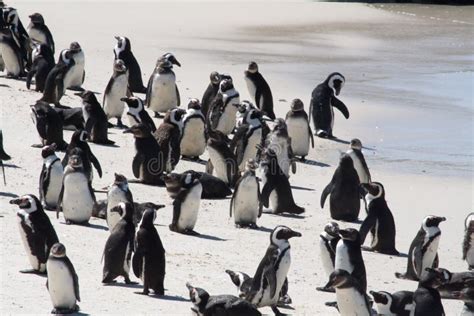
102, 280, 117, 285
67, 86, 85, 92
316, 286, 335, 293
107, 122, 115, 128
183, 229, 200, 236
116, 119, 127, 129
278, 294, 292, 306
19, 268, 45, 275
135, 289, 150, 296
300, 156, 306, 162
31, 144, 44, 148
325, 301, 338, 308
271, 305, 284, 316
124, 277, 138, 285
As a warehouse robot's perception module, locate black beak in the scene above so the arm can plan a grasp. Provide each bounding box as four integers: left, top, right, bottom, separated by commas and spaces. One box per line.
173, 59, 181, 67
114, 36, 120, 41
287, 230, 302, 239
323, 277, 335, 290
185, 282, 193, 291
120, 97, 129, 102
9, 198, 22, 205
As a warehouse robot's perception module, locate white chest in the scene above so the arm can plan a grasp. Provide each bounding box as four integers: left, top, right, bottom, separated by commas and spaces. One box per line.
17, 217, 44, 272
286, 117, 310, 156
28, 28, 47, 44
181, 118, 206, 156
149, 73, 177, 112
336, 288, 370, 316
335, 242, 354, 273
257, 248, 291, 307
62, 172, 94, 222
239, 129, 262, 171
0, 42, 21, 75
245, 77, 257, 101
233, 176, 259, 223
420, 233, 440, 277
46, 259, 77, 309
319, 235, 335, 276
44, 161, 63, 207
66, 51, 85, 87
107, 187, 128, 231
208, 147, 229, 183
216, 96, 239, 135
467, 232, 474, 266
347, 150, 369, 184
104, 74, 128, 118
178, 183, 202, 230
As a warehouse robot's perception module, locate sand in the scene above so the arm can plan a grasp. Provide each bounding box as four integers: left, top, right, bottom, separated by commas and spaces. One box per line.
1, 1, 473, 315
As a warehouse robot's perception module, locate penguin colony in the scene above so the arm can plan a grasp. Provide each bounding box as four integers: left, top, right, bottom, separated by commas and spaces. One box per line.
1, 4, 472, 316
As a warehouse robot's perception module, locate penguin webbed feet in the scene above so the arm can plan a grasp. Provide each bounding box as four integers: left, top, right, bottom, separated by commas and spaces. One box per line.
51, 305, 79, 314
271, 305, 285, 316
235, 222, 259, 229
19, 268, 46, 275
183, 229, 200, 236
124, 276, 138, 285
325, 301, 338, 309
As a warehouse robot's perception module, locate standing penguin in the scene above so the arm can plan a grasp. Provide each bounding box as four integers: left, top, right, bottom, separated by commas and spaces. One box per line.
463, 213, 474, 270
244, 61, 276, 120
264, 118, 295, 178
359, 182, 399, 255
201, 71, 221, 117
412, 268, 446, 316
310, 72, 349, 138
122, 96, 156, 132
0, 129, 11, 185
64, 42, 85, 90
346, 138, 371, 184
0, 27, 24, 77
2, 7, 29, 70
26, 42, 54, 92
77, 90, 115, 145
27, 13, 54, 53
169, 171, 202, 235
46, 243, 80, 314
206, 129, 238, 187
335, 228, 367, 293
208, 79, 240, 135
370, 290, 414, 316
259, 148, 304, 215
9, 194, 59, 274
57, 152, 96, 225
285, 99, 314, 162
41, 49, 76, 106
321, 154, 360, 222
114, 36, 146, 93
103, 59, 130, 128
324, 269, 371, 316
395, 216, 446, 281
102, 202, 136, 284
180, 99, 206, 160
230, 159, 262, 228
123, 124, 164, 185
154, 108, 185, 173
317, 222, 340, 292
106, 173, 134, 232
146, 59, 180, 118
246, 225, 301, 315
62, 130, 102, 181
133, 208, 166, 296
30, 101, 68, 150
39, 143, 63, 210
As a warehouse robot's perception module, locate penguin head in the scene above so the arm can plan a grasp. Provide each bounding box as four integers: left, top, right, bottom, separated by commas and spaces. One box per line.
183, 171, 201, 187
421, 267, 449, 288
290, 99, 304, 112
350, 138, 363, 150
369, 291, 392, 307
167, 108, 186, 127
186, 283, 209, 309
466, 213, 474, 231
431, 268, 452, 284
272, 118, 287, 132
423, 215, 446, 229
207, 129, 229, 145
187, 99, 201, 111
138, 208, 156, 228
338, 228, 360, 242
326, 72, 345, 96
247, 61, 259, 74
113, 173, 128, 190
339, 154, 354, 170
59, 49, 73, 65
156, 59, 173, 71
10, 194, 41, 214
50, 243, 66, 258
41, 143, 57, 159
219, 79, 234, 93
323, 221, 340, 237
247, 109, 262, 127
69, 41, 82, 52
113, 59, 127, 74
360, 182, 385, 200
162, 172, 182, 199
225, 270, 250, 290
70, 129, 88, 143
123, 123, 152, 138
74, 90, 99, 105
28, 13, 44, 24
270, 225, 302, 247
162, 52, 181, 67
209, 71, 220, 85
121, 97, 144, 112
68, 152, 83, 169
114, 36, 129, 52
325, 269, 352, 289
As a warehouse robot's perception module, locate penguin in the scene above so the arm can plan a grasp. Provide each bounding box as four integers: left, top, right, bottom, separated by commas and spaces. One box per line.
285, 99, 314, 161
324, 269, 371, 316
46, 243, 80, 314
246, 225, 301, 315
113, 36, 146, 93
206, 129, 238, 187
57, 152, 96, 225
169, 171, 202, 235
459, 287, 474, 316
41, 49, 76, 106
244, 61, 276, 120
146, 58, 180, 118
264, 118, 295, 178
412, 267, 446, 316
0, 129, 11, 185
0, 27, 24, 77
27, 13, 54, 53
395, 215, 446, 281
180, 99, 206, 160
431, 268, 474, 299
230, 106, 263, 172
77, 90, 115, 145
2, 7, 29, 70
464, 213, 474, 270
132, 208, 166, 296
26, 42, 54, 92
359, 182, 399, 255
370, 290, 414, 316
309, 72, 349, 138
106, 173, 134, 232
163, 170, 232, 200
102, 202, 136, 284
317, 221, 340, 292
154, 108, 185, 173
230, 159, 262, 228
346, 138, 371, 184
208, 79, 240, 135
103, 59, 130, 128
201, 71, 221, 118
9, 194, 59, 274
259, 148, 304, 215
122, 96, 156, 132
335, 228, 367, 293
186, 283, 261, 316
226, 270, 253, 299
62, 130, 102, 181
123, 124, 164, 185
30, 101, 68, 150
320, 154, 360, 222
39, 143, 63, 210
64, 42, 85, 90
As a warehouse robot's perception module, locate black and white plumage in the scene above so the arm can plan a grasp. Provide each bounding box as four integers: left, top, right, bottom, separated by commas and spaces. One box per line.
412, 268, 446, 316
2, 7, 29, 71
464, 213, 474, 270
395, 216, 446, 281
208, 79, 240, 135
431, 268, 474, 300
62, 130, 102, 181
246, 225, 301, 315
132, 208, 166, 296
64, 42, 85, 90
201, 72, 231, 118
40, 49, 75, 106
103, 59, 129, 128
359, 182, 399, 255
106, 173, 134, 232
264, 118, 295, 178
30, 101, 68, 150
186, 283, 261, 316
122, 96, 156, 132
317, 221, 340, 292
9, 194, 59, 274
0, 129, 11, 185
39, 143, 63, 210
26, 42, 54, 92
53, 106, 84, 131
226, 270, 253, 299
146, 58, 180, 117
370, 290, 414, 316
346, 138, 371, 184
321, 154, 360, 222
114, 36, 146, 93
163, 170, 232, 200
27, 13, 54, 53
155, 108, 185, 173
180, 99, 206, 160
206, 129, 238, 187
46, 243, 80, 314
309, 72, 349, 138
244, 61, 276, 120
102, 202, 136, 284
285, 99, 314, 161
0, 27, 25, 77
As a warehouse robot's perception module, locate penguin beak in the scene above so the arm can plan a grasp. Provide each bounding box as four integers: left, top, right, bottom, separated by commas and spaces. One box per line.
359, 183, 369, 195
120, 97, 129, 102
435, 217, 447, 225
10, 197, 27, 206
114, 36, 120, 41
285, 229, 302, 239
172, 58, 181, 67
369, 291, 385, 303
323, 277, 335, 290
185, 282, 194, 291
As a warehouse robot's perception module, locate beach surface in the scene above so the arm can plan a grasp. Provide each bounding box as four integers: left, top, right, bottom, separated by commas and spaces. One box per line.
1, 1, 473, 315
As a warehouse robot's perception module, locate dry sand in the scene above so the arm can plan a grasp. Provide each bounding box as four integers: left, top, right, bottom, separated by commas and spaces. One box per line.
1, 1, 473, 315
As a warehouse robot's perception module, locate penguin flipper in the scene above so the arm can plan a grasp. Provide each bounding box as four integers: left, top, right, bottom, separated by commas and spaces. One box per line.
132, 155, 144, 179
89, 151, 103, 178
145, 75, 153, 107
308, 124, 315, 148
64, 256, 80, 302
175, 85, 180, 107
332, 97, 349, 119
261, 181, 276, 208
26, 66, 37, 90
84, 114, 97, 135
132, 251, 143, 279
320, 183, 333, 208
257, 178, 263, 218
56, 183, 65, 219
359, 212, 376, 245
413, 246, 423, 278
39, 164, 49, 202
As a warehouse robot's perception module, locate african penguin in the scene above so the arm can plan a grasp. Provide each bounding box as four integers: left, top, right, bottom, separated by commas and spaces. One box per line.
62, 130, 102, 181
53, 106, 85, 131
103, 59, 130, 128
122, 96, 156, 132
9, 194, 59, 274
2, 7, 29, 70
180, 99, 206, 160
244, 61, 276, 120
206, 129, 238, 187
27, 13, 54, 53
26, 42, 54, 92
430, 267, 474, 300
412, 268, 447, 316
46, 243, 80, 314
132, 208, 166, 296
321, 154, 360, 222
163, 170, 232, 200
30, 101, 68, 150
370, 290, 414, 316
155, 108, 185, 173
39, 143, 63, 210
395, 215, 446, 281
317, 221, 340, 292
146, 58, 180, 118
309, 72, 349, 138
64, 42, 85, 90
113, 36, 145, 93
106, 173, 134, 232
0, 27, 24, 77
201, 71, 221, 117
264, 118, 295, 178
346, 138, 371, 184
0, 129, 11, 184
207, 79, 240, 135
464, 213, 474, 270
285, 99, 314, 161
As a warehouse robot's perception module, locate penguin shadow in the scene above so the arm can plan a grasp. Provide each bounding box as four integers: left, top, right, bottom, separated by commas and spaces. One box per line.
262, 211, 305, 219
3, 163, 21, 169
361, 247, 408, 258
70, 312, 89, 316
92, 142, 119, 148
0, 75, 26, 82
104, 282, 141, 289
181, 157, 207, 165
0, 83, 11, 88
191, 233, 227, 241
290, 185, 314, 191
0, 192, 19, 198
58, 221, 108, 231
253, 226, 274, 233
143, 294, 189, 302
300, 159, 330, 168
323, 136, 350, 145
